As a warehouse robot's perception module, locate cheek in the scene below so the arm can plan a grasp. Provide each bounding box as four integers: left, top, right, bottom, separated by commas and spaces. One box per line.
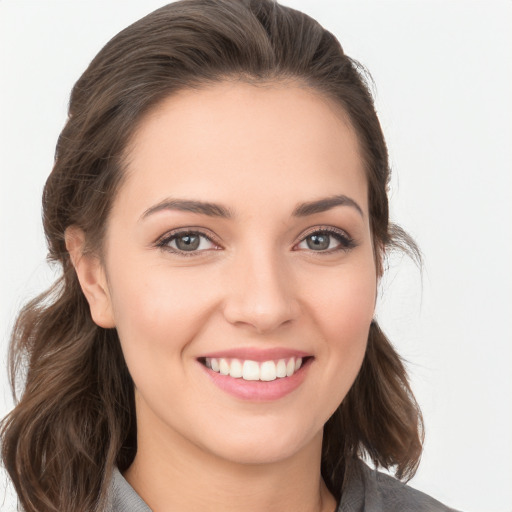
307, 261, 376, 335
107, 261, 214, 365
305, 260, 376, 382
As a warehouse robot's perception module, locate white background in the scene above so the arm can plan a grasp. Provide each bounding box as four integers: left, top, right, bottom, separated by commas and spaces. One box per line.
1, 1, 511, 511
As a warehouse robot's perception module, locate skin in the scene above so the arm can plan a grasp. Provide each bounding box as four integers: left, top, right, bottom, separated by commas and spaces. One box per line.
67, 81, 378, 512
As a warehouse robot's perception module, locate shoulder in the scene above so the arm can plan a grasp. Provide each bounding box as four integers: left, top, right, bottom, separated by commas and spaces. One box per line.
339, 460, 461, 512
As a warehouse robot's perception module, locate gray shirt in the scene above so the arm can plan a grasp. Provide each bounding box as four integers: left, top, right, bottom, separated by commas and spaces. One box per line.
107, 461, 458, 512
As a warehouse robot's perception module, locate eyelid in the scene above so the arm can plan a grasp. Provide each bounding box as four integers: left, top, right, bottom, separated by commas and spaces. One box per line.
298, 225, 351, 240
294, 225, 356, 252
155, 227, 223, 255
155, 224, 356, 256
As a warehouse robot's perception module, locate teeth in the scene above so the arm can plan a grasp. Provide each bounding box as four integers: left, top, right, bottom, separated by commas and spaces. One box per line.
242, 360, 260, 381
229, 359, 243, 378
276, 359, 287, 378
219, 358, 230, 375
286, 358, 295, 377
260, 361, 277, 381
204, 356, 305, 381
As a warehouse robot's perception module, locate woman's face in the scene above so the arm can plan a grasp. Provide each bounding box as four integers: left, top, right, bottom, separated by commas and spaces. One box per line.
98, 81, 377, 465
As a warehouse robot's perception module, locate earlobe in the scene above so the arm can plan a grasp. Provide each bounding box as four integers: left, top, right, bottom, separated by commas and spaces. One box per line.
65, 226, 116, 328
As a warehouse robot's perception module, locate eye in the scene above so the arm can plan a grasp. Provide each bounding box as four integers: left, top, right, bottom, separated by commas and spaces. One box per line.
157, 230, 219, 255
156, 227, 355, 256
296, 228, 355, 253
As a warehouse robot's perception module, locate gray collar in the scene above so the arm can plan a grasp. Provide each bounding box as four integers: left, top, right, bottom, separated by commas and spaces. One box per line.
108, 467, 152, 512
107, 460, 456, 512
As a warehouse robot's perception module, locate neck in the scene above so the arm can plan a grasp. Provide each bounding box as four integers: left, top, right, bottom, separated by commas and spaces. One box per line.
124, 409, 336, 512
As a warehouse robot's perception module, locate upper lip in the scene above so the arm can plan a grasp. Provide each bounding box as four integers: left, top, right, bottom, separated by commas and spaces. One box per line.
198, 347, 311, 362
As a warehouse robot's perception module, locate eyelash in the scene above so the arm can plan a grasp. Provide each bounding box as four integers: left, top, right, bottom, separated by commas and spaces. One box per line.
156, 226, 356, 257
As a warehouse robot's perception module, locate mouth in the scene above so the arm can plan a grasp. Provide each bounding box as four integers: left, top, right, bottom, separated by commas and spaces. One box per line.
197, 355, 313, 382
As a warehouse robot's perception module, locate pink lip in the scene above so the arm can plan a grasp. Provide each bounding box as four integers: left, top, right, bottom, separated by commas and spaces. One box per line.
198, 347, 311, 362
198, 356, 313, 402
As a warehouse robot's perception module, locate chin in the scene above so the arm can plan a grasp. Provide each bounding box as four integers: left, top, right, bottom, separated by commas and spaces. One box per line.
197, 421, 323, 466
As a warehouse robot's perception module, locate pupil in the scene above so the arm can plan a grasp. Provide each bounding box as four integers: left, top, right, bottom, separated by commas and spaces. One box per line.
176, 234, 200, 251
307, 234, 329, 251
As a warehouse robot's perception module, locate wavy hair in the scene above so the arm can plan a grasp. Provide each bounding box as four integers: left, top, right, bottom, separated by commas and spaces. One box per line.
1, 1, 423, 510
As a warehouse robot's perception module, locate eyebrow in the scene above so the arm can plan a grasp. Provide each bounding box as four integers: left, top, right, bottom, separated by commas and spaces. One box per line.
140, 194, 363, 221
292, 194, 363, 218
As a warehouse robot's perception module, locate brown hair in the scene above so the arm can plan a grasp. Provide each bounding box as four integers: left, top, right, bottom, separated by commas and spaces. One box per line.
1, 1, 423, 510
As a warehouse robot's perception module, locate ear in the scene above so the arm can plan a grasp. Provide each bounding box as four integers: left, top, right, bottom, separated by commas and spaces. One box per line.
65, 226, 115, 328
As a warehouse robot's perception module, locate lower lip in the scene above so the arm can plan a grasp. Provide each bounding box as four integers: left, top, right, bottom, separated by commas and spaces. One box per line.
199, 359, 312, 402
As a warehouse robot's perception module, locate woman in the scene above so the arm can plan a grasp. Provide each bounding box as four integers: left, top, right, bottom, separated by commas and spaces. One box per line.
1, 1, 459, 511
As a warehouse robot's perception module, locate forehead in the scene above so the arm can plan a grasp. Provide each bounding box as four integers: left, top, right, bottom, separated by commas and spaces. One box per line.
119, 81, 368, 219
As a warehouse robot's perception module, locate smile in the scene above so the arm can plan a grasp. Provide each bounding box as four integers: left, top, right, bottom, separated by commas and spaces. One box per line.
198, 349, 313, 401
204, 357, 304, 381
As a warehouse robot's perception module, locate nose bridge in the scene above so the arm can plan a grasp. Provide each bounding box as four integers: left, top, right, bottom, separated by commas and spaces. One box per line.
223, 239, 299, 333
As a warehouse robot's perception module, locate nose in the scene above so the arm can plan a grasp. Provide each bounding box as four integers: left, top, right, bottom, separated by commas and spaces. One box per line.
222, 247, 300, 334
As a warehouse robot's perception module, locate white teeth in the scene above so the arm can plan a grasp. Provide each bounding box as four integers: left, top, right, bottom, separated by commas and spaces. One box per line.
219, 358, 230, 375
242, 360, 260, 381
205, 356, 306, 381
286, 358, 295, 377
229, 359, 243, 378
276, 359, 287, 378
260, 361, 277, 381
